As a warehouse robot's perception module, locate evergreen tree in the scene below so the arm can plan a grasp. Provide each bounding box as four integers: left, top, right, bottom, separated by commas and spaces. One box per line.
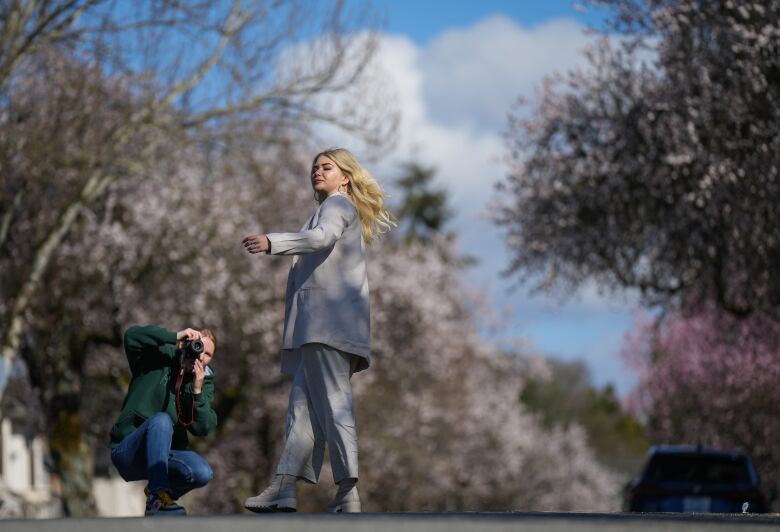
395, 162, 453, 243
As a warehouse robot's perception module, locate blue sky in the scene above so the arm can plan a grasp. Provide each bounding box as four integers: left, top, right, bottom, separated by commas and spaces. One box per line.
372, 0, 609, 43
340, 1, 641, 395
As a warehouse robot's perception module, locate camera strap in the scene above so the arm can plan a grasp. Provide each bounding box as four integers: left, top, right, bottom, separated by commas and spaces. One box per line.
174, 355, 195, 427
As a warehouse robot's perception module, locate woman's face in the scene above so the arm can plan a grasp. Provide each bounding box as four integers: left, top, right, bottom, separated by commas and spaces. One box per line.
311, 155, 349, 197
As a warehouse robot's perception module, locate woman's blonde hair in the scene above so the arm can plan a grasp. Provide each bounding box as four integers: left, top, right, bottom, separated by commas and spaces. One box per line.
313, 148, 395, 243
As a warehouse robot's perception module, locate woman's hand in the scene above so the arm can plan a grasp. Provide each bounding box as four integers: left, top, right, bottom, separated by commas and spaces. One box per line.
193, 359, 205, 394
177, 328, 201, 341
243, 234, 270, 254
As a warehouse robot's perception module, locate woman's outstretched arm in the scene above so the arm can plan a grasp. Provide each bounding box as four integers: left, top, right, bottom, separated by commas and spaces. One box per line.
243, 195, 355, 256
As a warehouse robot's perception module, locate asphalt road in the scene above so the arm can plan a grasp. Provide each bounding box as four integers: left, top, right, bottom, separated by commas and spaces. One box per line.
4, 512, 780, 532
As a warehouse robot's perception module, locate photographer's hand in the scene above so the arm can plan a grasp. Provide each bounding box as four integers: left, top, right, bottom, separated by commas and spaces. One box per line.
193, 359, 205, 395
177, 328, 201, 341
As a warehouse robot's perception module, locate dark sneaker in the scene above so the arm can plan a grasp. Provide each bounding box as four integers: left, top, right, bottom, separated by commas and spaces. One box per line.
145, 490, 187, 516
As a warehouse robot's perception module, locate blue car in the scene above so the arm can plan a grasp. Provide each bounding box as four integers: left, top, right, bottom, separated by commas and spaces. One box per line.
624, 446, 771, 513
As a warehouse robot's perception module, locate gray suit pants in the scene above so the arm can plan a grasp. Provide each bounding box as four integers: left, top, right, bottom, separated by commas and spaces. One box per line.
276, 343, 360, 484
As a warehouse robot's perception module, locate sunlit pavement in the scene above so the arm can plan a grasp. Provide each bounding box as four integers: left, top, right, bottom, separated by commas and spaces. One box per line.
4, 512, 780, 532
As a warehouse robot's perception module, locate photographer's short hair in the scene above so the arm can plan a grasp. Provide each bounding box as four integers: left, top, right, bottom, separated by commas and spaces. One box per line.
199, 328, 217, 355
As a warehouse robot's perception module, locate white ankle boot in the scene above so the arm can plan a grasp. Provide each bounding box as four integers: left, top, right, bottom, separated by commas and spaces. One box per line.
244, 474, 297, 512
326, 478, 361, 513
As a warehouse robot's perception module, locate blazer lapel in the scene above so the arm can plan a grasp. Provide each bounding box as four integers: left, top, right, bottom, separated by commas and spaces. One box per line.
310, 203, 323, 229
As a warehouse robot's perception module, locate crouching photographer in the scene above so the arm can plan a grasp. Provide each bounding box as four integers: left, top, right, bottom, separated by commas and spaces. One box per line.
109, 325, 218, 516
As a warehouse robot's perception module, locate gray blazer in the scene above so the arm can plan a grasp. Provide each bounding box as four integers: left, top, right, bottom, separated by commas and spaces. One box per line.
267, 193, 370, 374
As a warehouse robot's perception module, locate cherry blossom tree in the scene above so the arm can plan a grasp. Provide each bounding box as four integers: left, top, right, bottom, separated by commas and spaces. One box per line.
354, 237, 618, 511
496, 0, 780, 317
623, 306, 780, 498
12, 129, 311, 514
0, 0, 394, 409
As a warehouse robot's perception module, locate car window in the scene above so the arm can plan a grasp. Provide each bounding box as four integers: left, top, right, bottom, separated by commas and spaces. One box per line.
645, 454, 751, 484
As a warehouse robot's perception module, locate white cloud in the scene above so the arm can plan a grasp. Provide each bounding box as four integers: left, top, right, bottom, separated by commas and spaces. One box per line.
373, 17, 633, 307
373, 17, 600, 221
420, 16, 594, 134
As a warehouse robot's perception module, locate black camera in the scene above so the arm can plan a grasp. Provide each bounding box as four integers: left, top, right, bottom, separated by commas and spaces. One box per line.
181, 338, 205, 361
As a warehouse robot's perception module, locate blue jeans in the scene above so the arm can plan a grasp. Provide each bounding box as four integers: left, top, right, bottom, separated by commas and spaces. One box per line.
110, 412, 212, 499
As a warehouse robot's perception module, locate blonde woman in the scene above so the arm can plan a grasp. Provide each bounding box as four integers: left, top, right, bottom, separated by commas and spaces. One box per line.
242, 148, 393, 513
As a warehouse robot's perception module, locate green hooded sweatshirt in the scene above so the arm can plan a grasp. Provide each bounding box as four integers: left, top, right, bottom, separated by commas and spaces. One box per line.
109, 325, 217, 449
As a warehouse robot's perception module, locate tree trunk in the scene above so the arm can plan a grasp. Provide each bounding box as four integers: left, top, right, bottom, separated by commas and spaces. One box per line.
0, 171, 106, 402
49, 409, 98, 516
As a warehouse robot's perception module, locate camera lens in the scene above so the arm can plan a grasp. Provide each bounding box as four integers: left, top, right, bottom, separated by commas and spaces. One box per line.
191, 339, 204, 354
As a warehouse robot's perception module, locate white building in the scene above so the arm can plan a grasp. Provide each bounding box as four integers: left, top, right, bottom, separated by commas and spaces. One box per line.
0, 417, 55, 518
0, 415, 146, 518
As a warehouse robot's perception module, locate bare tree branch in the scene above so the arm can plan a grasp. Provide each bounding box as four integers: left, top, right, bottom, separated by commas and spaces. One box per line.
0, 0, 105, 87
0, 186, 23, 250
